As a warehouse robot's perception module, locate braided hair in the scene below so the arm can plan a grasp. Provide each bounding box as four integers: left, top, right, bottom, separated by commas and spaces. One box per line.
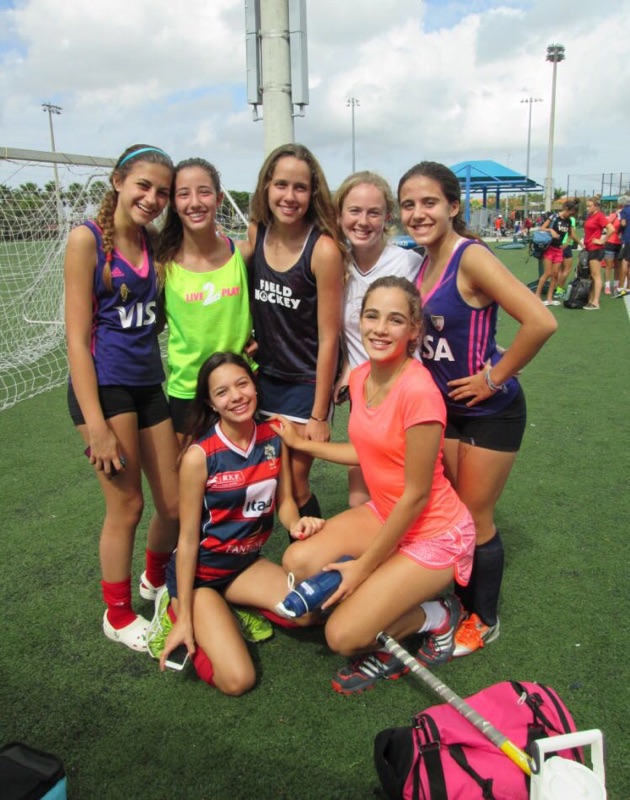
96, 144, 173, 291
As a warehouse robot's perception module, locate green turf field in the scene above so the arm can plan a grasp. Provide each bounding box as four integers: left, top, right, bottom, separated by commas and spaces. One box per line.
0, 245, 628, 799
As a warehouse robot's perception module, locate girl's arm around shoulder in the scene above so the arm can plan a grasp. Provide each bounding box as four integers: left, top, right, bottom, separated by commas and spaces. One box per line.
236, 237, 253, 265
270, 415, 359, 466
246, 222, 259, 266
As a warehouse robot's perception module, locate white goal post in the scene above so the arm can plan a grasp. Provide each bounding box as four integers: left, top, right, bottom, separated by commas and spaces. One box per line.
0, 147, 248, 412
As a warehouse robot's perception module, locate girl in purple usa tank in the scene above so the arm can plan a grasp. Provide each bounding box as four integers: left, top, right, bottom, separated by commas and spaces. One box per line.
398, 162, 557, 658
64, 145, 180, 652
247, 144, 346, 521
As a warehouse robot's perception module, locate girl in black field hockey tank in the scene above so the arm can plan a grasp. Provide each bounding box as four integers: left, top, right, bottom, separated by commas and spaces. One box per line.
247, 143, 346, 520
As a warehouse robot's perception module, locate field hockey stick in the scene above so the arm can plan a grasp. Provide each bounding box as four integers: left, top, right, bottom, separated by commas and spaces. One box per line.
376, 631, 533, 777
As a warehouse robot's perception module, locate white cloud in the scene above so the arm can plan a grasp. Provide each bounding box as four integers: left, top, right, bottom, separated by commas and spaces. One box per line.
0, 0, 628, 195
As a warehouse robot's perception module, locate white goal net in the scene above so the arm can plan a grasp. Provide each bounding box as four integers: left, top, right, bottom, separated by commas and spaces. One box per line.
0, 149, 248, 412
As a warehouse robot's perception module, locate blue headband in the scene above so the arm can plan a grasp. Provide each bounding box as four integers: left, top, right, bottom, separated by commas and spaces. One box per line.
118, 147, 170, 167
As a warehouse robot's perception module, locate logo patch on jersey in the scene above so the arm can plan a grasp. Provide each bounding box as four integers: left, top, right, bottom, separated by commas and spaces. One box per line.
111, 267, 125, 279
264, 443, 278, 468
243, 478, 277, 518
120, 283, 129, 302
207, 471, 246, 489
430, 315, 445, 332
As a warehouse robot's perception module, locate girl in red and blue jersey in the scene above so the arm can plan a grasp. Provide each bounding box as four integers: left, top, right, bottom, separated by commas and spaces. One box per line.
398, 161, 557, 658
157, 352, 323, 695
64, 145, 180, 653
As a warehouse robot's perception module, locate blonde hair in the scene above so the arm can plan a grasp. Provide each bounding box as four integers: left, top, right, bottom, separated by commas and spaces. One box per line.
333, 171, 396, 240
96, 144, 173, 291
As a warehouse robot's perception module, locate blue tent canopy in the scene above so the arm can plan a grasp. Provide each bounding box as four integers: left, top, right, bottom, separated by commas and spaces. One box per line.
449, 160, 543, 223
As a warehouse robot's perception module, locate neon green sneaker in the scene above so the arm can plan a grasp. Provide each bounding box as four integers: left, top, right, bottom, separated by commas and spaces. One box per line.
233, 607, 274, 643
147, 585, 173, 659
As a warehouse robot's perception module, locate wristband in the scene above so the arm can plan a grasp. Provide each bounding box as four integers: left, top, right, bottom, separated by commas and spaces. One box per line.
310, 414, 328, 422
484, 369, 506, 393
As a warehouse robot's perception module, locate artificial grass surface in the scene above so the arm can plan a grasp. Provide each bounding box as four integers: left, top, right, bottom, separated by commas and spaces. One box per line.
1, 245, 629, 798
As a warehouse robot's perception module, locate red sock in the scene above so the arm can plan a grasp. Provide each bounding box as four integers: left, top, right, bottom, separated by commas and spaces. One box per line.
144, 548, 172, 589
192, 648, 215, 686
166, 604, 214, 685
259, 608, 300, 629
101, 578, 136, 629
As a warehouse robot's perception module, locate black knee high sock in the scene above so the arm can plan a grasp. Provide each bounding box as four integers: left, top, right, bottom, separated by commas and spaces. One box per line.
454, 531, 504, 627
298, 493, 321, 518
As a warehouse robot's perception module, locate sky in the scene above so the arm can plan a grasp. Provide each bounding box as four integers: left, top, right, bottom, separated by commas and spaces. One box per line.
0, 0, 628, 197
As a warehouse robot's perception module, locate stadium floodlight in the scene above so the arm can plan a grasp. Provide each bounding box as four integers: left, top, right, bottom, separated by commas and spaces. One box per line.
521, 97, 542, 221
544, 44, 565, 212
42, 102, 63, 225
346, 97, 359, 173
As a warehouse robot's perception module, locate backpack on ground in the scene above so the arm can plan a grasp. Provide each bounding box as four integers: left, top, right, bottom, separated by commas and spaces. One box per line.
564, 250, 593, 309
374, 680, 583, 800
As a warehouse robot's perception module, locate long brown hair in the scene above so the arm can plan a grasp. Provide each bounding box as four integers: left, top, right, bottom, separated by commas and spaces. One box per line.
96, 144, 173, 291
155, 158, 222, 280
249, 142, 347, 261
180, 351, 259, 456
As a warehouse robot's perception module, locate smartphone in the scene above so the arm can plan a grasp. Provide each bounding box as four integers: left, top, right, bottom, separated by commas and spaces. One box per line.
84, 446, 126, 476
165, 644, 190, 672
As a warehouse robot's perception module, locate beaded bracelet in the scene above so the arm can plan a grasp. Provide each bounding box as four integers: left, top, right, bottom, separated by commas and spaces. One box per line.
484, 369, 506, 393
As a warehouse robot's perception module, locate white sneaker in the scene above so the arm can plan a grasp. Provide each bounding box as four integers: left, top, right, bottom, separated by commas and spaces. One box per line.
103, 611, 149, 652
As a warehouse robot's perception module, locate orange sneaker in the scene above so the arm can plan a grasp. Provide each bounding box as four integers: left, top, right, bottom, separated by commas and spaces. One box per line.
452, 613, 500, 658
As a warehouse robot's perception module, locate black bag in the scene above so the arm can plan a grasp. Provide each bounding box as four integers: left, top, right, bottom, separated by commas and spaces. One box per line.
563, 278, 592, 309
564, 251, 593, 309
576, 249, 591, 279
0, 742, 66, 800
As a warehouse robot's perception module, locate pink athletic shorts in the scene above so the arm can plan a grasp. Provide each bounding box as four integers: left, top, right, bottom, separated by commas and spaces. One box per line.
367, 504, 476, 586
543, 245, 564, 264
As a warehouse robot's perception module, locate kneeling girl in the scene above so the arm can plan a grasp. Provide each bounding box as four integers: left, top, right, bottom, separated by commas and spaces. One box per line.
273, 276, 475, 694
157, 352, 323, 695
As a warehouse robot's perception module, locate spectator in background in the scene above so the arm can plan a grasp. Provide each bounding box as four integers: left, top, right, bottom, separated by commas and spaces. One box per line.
580, 195, 609, 310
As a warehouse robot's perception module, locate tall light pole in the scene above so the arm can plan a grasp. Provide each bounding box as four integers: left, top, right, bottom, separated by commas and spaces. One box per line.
544, 44, 565, 213
347, 96, 359, 173
520, 97, 542, 221
42, 102, 63, 227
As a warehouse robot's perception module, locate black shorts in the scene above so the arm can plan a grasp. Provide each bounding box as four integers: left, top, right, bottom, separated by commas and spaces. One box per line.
562, 245, 573, 259
620, 243, 630, 261
67, 383, 170, 429
165, 555, 260, 597
445, 385, 527, 453
168, 396, 194, 435
586, 248, 605, 263
604, 242, 621, 258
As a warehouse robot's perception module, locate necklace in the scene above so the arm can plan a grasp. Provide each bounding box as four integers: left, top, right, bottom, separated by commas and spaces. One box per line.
365, 358, 408, 408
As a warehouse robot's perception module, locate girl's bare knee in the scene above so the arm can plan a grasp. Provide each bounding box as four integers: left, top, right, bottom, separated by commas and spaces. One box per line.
215, 666, 256, 697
